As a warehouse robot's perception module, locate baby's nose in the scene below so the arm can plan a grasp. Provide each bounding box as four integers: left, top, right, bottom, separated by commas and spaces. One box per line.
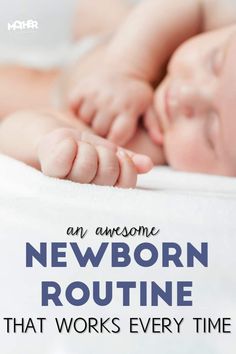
177, 82, 212, 117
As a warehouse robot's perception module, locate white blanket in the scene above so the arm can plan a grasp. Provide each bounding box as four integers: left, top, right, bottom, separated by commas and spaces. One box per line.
0, 154, 235, 354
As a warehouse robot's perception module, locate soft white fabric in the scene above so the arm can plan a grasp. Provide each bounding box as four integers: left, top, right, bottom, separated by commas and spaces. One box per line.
0, 154, 235, 354
1, 153, 236, 199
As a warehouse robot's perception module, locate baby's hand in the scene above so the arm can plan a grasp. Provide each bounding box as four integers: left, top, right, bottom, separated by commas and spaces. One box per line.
68, 71, 153, 146
38, 129, 153, 188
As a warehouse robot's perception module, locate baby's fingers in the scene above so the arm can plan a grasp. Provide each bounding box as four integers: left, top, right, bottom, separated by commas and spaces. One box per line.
67, 142, 98, 183
69, 88, 95, 124
126, 151, 153, 174
116, 151, 137, 189
92, 111, 115, 137
81, 131, 117, 151
68, 88, 83, 114
79, 100, 96, 124
108, 113, 137, 146
92, 146, 120, 186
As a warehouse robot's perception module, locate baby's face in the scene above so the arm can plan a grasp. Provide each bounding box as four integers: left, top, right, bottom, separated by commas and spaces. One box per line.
155, 25, 236, 176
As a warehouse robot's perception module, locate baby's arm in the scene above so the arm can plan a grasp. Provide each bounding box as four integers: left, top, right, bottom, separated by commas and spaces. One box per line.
69, 0, 202, 145
0, 65, 59, 118
105, 0, 236, 81
201, 0, 236, 30
106, 0, 201, 83
0, 109, 153, 188
69, 0, 236, 146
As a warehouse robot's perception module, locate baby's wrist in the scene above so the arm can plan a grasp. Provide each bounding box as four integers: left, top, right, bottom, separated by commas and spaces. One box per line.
20, 67, 61, 110
105, 43, 152, 83
0, 66, 61, 116
51, 69, 67, 109
37, 69, 61, 109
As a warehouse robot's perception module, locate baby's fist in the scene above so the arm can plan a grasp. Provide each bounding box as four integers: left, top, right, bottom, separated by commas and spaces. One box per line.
69, 72, 153, 146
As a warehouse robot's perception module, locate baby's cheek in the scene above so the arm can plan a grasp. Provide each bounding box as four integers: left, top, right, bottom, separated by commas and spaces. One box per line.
164, 129, 200, 172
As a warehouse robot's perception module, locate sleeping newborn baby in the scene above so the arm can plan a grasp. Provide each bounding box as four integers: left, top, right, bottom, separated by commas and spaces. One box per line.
1, 0, 236, 187
66, 0, 236, 177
